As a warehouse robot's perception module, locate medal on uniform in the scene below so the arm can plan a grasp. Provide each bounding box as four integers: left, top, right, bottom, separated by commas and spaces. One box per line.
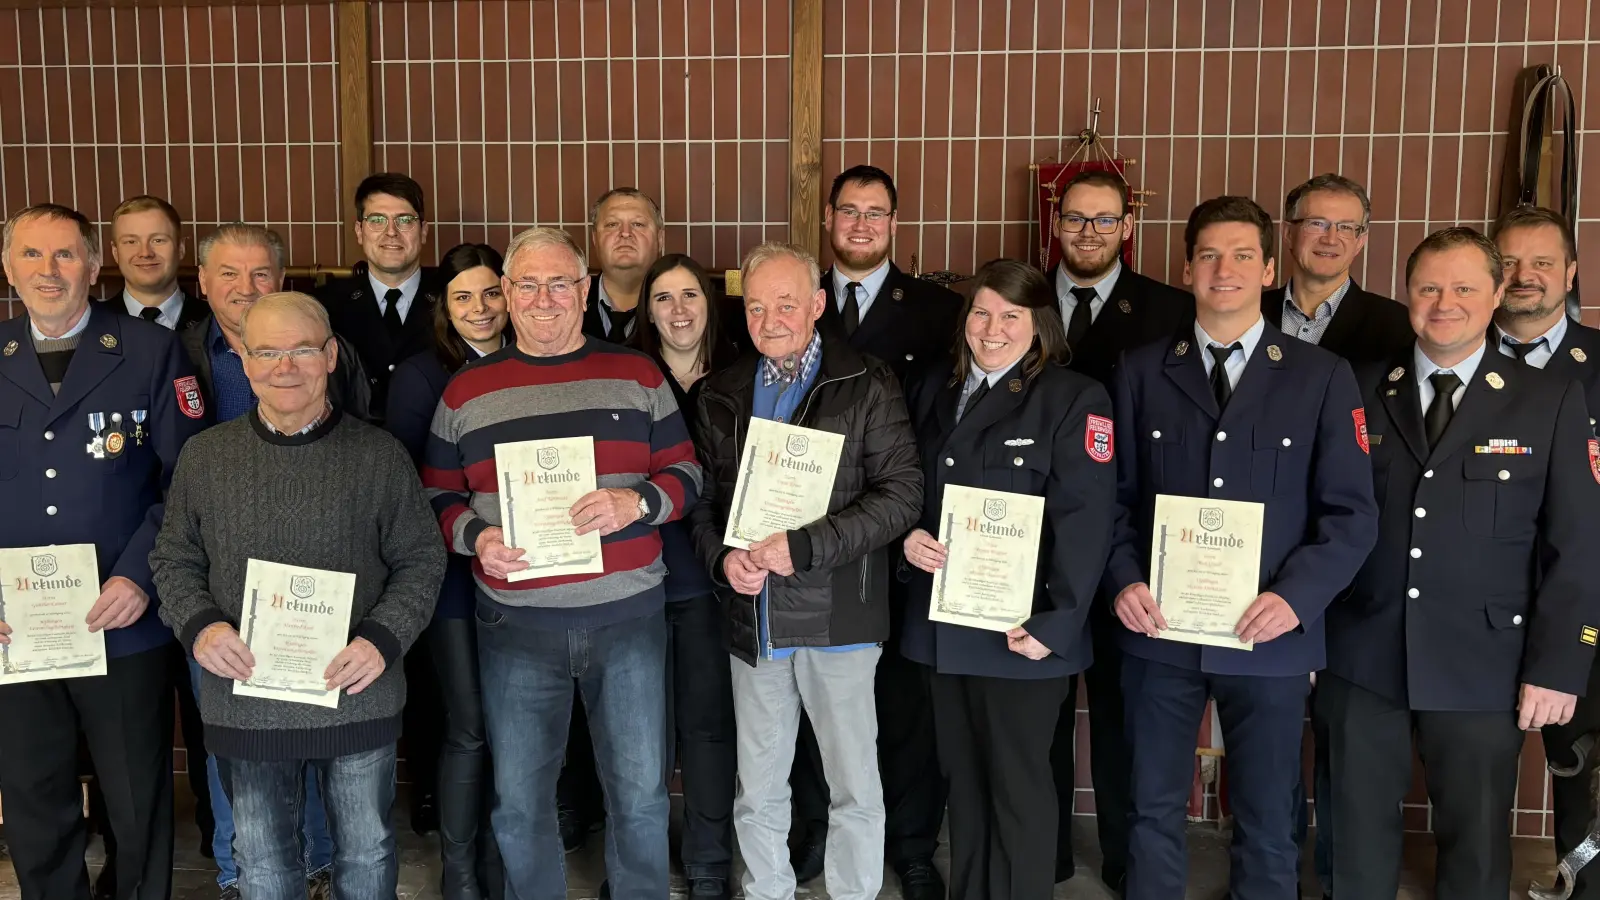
131, 409, 148, 445
104, 412, 126, 459
85, 412, 106, 459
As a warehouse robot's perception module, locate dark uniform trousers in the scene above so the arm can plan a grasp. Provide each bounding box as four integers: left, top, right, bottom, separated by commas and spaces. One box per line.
1104, 324, 1377, 900
1322, 346, 1600, 900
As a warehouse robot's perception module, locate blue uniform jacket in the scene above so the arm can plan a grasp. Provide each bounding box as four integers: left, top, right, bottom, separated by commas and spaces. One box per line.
1104, 321, 1379, 677
0, 302, 206, 657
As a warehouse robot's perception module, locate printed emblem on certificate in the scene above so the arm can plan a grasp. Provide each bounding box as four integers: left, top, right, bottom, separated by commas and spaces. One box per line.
235, 559, 356, 709
1149, 495, 1265, 649
0, 544, 106, 684
928, 485, 1045, 632
495, 437, 603, 581
723, 418, 846, 550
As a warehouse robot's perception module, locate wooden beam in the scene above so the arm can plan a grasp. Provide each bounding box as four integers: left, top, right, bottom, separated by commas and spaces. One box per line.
336, 0, 373, 265
787, 0, 823, 257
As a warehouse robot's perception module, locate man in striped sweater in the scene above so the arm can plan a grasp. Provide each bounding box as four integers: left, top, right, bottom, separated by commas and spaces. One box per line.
423, 226, 703, 900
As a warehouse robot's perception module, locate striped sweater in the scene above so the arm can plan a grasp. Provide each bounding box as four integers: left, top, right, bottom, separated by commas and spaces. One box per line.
422, 338, 703, 629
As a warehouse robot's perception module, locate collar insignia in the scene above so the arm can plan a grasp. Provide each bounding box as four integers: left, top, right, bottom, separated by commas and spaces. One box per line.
1388, 367, 1405, 382
100, 334, 118, 349
1008, 379, 1022, 393
1118, 298, 1132, 314
1573, 347, 1588, 363
1174, 340, 1189, 357
2, 341, 15, 357
1486, 371, 1505, 390
1266, 344, 1283, 361
891, 287, 904, 302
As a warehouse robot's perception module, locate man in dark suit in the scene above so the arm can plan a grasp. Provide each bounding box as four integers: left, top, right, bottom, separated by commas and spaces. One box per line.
787, 165, 960, 900
1261, 173, 1413, 366
0, 203, 208, 900
102, 195, 209, 331
1319, 227, 1600, 900
1491, 207, 1600, 899
1044, 168, 1193, 894
1105, 197, 1378, 900
580, 187, 665, 343
313, 172, 435, 425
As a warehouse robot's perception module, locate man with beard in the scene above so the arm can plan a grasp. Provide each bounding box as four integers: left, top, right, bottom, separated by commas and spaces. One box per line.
787, 164, 960, 900
1262, 174, 1413, 365
1044, 168, 1193, 895
1492, 206, 1600, 900
582, 188, 665, 343
103, 195, 209, 331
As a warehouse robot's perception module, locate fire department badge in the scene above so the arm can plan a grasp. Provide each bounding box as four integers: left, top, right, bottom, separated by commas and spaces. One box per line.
100, 334, 118, 349
1589, 438, 1600, 485
174, 376, 205, 419
1266, 344, 1283, 361
1085, 414, 1114, 463
1388, 367, 1405, 382
1118, 298, 1132, 314
1486, 372, 1505, 390
1352, 408, 1369, 455
2, 341, 15, 357
1174, 341, 1189, 357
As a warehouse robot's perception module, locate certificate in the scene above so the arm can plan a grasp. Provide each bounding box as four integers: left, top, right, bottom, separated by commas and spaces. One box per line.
1148, 495, 1265, 650
495, 437, 604, 581
235, 559, 356, 709
723, 418, 846, 550
928, 485, 1045, 632
0, 544, 106, 684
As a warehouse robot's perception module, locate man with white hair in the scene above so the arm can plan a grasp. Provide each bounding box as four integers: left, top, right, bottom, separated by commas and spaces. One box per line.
688, 241, 923, 900
424, 226, 704, 900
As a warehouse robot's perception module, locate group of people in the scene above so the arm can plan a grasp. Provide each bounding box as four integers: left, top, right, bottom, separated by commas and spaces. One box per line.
0, 159, 1596, 900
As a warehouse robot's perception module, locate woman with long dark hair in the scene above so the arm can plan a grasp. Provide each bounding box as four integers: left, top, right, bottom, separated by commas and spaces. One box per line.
900, 258, 1118, 900
385, 243, 508, 900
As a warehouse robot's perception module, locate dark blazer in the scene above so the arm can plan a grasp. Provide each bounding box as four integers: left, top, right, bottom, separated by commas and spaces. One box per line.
1531, 317, 1600, 425
581, 277, 629, 344
1104, 322, 1379, 677
1052, 265, 1195, 387
96, 291, 211, 333
178, 312, 376, 424
313, 261, 438, 420
819, 263, 963, 387
1326, 345, 1600, 711
0, 302, 207, 657
900, 359, 1117, 679
1261, 279, 1414, 365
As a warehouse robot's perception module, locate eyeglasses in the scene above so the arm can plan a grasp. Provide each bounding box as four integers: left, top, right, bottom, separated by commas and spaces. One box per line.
833, 207, 892, 224
245, 341, 330, 364
1060, 215, 1123, 235
1290, 217, 1367, 238
361, 214, 422, 233
509, 277, 583, 300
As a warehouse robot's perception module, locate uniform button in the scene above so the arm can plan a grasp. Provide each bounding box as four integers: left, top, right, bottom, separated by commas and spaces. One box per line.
944, 458, 954, 467
1410, 547, 1421, 558
1014, 457, 1024, 466
1213, 477, 1224, 487
1282, 438, 1292, 448
388, 364, 395, 372
1423, 469, 1433, 478
1151, 430, 1162, 439
1414, 507, 1426, 518
1407, 588, 1419, 598
45, 468, 55, 478
1216, 431, 1227, 441
1497, 469, 1509, 481
1512, 614, 1524, 625
45, 505, 57, 516
43, 430, 54, 441
904, 354, 914, 361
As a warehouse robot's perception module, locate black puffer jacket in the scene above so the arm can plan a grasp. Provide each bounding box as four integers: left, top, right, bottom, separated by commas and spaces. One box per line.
689, 333, 923, 664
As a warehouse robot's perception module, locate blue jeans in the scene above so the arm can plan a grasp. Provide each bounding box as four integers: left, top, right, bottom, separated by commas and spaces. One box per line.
188, 658, 334, 886
219, 746, 398, 900
478, 607, 669, 900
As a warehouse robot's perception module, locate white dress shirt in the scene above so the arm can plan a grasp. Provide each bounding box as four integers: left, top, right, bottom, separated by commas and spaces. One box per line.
122, 288, 186, 330
1494, 315, 1568, 370
1056, 261, 1122, 326
1195, 315, 1267, 391
1415, 340, 1488, 411
832, 259, 892, 322
368, 268, 423, 323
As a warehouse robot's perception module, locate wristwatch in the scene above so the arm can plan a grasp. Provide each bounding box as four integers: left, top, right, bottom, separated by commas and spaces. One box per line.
636, 492, 651, 522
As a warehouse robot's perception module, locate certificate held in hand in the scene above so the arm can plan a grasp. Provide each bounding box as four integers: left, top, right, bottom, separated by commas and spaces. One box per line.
495, 437, 604, 581
236, 559, 356, 709
928, 485, 1045, 632
1149, 495, 1265, 649
0, 544, 106, 684
723, 418, 845, 549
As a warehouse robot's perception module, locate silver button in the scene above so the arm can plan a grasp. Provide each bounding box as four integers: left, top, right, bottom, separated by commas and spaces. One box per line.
45, 468, 56, 478
1281, 438, 1292, 448
1014, 457, 1024, 466
1213, 477, 1224, 487
1216, 431, 1227, 441
904, 353, 914, 361
1407, 588, 1419, 598
1423, 469, 1433, 478
1512, 614, 1524, 625
1497, 469, 1509, 481
1410, 547, 1421, 559
45, 505, 57, 516
1414, 507, 1426, 518
1151, 430, 1162, 439
43, 430, 53, 441
944, 458, 954, 467
388, 364, 395, 372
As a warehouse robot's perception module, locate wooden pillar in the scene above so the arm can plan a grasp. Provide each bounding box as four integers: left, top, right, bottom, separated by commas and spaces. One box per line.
336, 0, 373, 264
787, 0, 823, 256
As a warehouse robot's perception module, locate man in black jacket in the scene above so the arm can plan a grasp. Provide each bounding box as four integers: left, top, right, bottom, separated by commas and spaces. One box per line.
580, 187, 665, 343
101, 195, 210, 331
1045, 168, 1194, 894
689, 241, 922, 900
1261, 173, 1413, 366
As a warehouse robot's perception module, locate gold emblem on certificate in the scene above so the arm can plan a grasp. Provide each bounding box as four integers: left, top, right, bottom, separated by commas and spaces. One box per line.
0, 544, 106, 684
235, 559, 356, 709
1148, 495, 1265, 649
495, 437, 604, 581
723, 418, 846, 550
928, 485, 1045, 632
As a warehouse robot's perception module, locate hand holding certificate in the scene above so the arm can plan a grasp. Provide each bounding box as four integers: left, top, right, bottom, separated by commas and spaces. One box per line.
1147, 495, 1265, 649
927, 485, 1045, 633
0, 544, 106, 684
495, 437, 604, 581
723, 419, 845, 549
235, 559, 356, 709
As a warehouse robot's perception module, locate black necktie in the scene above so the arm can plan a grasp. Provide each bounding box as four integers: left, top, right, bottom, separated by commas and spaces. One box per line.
383, 288, 404, 338
1208, 343, 1241, 410
842, 282, 862, 336
138, 307, 161, 324
1065, 286, 1096, 349
1424, 371, 1462, 448
958, 378, 990, 422
1502, 337, 1544, 362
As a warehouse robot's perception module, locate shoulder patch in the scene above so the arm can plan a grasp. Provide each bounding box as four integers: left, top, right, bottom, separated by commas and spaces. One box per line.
1589, 439, 1600, 485
1352, 408, 1369, 455
1085, 414, 1114, 463
175, 375, 205, 419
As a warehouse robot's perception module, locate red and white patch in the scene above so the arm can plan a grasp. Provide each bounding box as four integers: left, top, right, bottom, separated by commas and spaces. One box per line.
174, 375, 205, 420
1588, 438, 1600, 485
1085, 414, 1114, 463
1352, 408, 1369, 455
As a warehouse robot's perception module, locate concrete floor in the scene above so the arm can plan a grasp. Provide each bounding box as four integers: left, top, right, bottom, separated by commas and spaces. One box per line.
0, 778, 1571, 899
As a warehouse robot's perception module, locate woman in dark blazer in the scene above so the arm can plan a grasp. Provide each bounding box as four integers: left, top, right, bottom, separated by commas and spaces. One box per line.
385, 243, 508, 900
901, 258, 1118, 900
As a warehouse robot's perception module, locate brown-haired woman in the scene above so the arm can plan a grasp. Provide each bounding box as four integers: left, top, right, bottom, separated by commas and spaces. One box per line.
900, 258, 1118, 900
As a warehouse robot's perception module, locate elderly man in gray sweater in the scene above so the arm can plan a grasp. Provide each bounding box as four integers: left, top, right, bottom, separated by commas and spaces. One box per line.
152, 291, 444, 900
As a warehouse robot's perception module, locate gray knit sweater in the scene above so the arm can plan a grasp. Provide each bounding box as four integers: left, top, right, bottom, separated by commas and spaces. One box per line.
152, 407, 445, 761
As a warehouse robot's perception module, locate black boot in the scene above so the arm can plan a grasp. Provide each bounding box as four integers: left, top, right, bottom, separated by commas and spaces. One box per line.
440, 836, 484, 900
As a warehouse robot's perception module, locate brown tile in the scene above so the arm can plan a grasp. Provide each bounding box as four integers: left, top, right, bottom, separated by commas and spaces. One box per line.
1558, 0, 1589, 40
581, 59, 607, 140
867, 0, 898, 54
1366, 135, 1400, 220
1224, 137, 1257, 197
309, 62, 337, 144
684, 59, 713, 140
525, 61, 556, 142
710, 142, 736, 223
1167, 137, 1201, 218
950, 0, 979, 52
408, 63, 437, 143
1201, 0, 1231, 48
1403, 0, 1438, 47
711, 57, 738, 140
976, 54, 1006, 136
1337, 49, 1374, 133
685, 0, 712, 57
555, 59, 584, 141
507, 142, 536, 225
1282, 50, 1316, 135
820, 0, 841, 54
1030, 0, 1063, 51
1136, 136, 1173, 221
1497, 1, 1529, 41
1199, 50, 1229, 133
1171, 0, 1201, 49
708, 0, 736, 56
1287, 0, 1321, 47
1395, 136, 1430, 221
1401, 48, 1437, 136
763, 0, 789, 55
1141, 51, 1174, 135
606, 0, 634, 56
948, 139, 977, 222
685, 142, 712, 224
972, 139, 1005, 222
1338, 138, 1373, 201
870, 56, 899, 139
1371, 49, 1404, 134
1170, 52, 1201, 135
1374, 0, 1407, 46
1198, 137, 1227, 201
764, 142, 787, 225
1308, 50, 1347, 135
686, 224, 714, 262
1527, 0, 1559, 42
891, 56, 925, 138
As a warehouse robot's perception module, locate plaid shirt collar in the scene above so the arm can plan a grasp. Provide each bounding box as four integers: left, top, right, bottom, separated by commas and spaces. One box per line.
760, 330, 822, 387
